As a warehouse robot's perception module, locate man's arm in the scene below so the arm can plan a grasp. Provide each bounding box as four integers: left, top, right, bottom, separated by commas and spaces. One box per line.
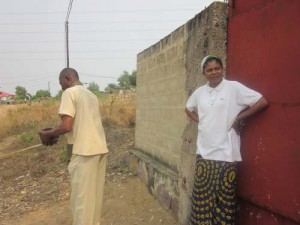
185, 108, 199, 123
39, 115, 74, 146
232, 97, 268, 133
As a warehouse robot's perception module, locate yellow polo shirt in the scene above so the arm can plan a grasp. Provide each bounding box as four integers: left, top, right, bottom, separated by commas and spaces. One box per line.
59, 85, 108, 155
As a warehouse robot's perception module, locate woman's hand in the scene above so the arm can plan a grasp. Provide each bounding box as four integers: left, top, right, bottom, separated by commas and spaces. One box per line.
231, 119, 245, 134
232, 97, 268, 134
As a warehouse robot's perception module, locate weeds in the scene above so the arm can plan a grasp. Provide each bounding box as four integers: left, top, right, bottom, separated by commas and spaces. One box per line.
20, 133, 34, 144
100, 94, 135, 126
0, 93, 135, 148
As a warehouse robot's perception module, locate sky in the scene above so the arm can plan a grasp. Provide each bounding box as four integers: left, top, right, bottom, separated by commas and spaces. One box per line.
0, 0, 218, 96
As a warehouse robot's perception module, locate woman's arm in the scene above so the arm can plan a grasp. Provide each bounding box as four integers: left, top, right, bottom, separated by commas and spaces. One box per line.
185, 108, 199, 123
232, 96, 269, 133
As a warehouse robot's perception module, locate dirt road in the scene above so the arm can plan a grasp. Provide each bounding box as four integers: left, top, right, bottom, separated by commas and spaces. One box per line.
0, 126, 178, 225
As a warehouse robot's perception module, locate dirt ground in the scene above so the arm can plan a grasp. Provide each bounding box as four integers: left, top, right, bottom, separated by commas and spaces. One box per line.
0, 126, 178, 225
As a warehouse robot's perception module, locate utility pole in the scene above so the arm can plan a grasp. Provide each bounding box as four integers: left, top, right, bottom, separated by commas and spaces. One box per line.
48, 81, 51, 94
65, 0, 74, 68
65, 21, 69, 68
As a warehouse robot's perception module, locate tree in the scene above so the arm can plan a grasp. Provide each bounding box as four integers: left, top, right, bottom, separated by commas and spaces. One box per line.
35, 90, 51, 98
117, 71, 131, 89
104, 70, 136, 92
117, 70, 136, 89
129, 70, 136, 87
15, 86, 27, 100
87, 82, 101, 96
55, 90, 63, 99
105, 83, 118, 93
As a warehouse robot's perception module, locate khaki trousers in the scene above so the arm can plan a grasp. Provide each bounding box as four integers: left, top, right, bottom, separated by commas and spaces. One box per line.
68, 154, 107, 225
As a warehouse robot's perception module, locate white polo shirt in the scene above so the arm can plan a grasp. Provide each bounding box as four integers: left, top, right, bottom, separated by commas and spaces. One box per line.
59, 85, 108, 156
186, 79, 262, 162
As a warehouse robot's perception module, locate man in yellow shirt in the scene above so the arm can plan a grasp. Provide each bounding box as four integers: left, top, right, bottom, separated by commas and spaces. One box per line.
39, 68, 108, 225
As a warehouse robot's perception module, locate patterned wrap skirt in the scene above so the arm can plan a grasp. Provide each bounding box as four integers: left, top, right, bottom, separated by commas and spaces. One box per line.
190, 156, 237, 225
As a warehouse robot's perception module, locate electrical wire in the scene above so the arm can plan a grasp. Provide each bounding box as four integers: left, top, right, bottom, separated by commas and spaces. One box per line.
0, 50, 140, 54
0, 28, 170, 34
0, 57, 133, 61
79, 72, 116, 79
0, 20, 182, 25
0, 39, 159, 43
0, 8, 198, 16
1, 75, 56, 85
0, 72, 57, 79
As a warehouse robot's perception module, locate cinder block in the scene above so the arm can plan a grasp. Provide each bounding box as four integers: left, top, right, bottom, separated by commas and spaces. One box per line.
135, 2, 227, 224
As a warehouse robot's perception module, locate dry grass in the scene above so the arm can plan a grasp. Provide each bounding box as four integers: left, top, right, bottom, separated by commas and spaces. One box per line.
0, 101, 60, 148
100, 94, 136, 126
0, 94, 135, 147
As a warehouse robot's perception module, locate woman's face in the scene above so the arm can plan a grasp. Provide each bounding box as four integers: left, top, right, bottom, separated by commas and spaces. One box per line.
203, 60, 224, 87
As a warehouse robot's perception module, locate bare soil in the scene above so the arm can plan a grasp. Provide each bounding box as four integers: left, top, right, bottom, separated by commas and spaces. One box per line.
0, 126, 178, 225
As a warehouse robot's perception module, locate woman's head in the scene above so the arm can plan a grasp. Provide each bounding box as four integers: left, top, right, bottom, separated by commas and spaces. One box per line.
201, 55, 223, 72
201, 55, 224, 87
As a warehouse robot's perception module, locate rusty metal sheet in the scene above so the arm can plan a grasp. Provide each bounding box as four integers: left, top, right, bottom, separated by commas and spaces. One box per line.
227, 0, 300, 223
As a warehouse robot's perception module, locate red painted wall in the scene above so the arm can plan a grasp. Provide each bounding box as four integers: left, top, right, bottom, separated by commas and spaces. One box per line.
227, 0, 300, 224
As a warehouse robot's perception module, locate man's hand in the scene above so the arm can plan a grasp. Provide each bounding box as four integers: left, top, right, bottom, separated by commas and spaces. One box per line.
39, 128, 59, 146
38, 115, 73, 146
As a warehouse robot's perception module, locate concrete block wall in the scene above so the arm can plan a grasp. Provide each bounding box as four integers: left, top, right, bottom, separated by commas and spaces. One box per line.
132, 2, 228, 224
127, 150, 179, 219
135, 26, 187, 171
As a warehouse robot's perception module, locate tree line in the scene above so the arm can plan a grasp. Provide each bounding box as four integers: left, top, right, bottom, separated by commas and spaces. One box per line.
14, 70, 136, 100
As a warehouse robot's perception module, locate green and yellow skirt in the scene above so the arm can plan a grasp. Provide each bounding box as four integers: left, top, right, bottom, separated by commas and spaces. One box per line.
190, 156, 237, 225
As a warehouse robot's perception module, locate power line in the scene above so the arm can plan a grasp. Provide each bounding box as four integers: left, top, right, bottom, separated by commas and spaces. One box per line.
79, 72, 116, 79
0, 50, 140, 54
1, 74, 117, 91
0, 39, 159, 43
0, 20, 182, 25
0, 57, 134, 61
0, 72, 57, 79
0, 8, 198, 15
0, 28, 170, 34
26, 81, 58, 89
0, 31, 64, 34
1, 75, 56, 85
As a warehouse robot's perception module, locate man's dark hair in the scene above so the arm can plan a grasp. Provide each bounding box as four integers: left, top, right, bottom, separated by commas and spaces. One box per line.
60, 68, 79, 80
